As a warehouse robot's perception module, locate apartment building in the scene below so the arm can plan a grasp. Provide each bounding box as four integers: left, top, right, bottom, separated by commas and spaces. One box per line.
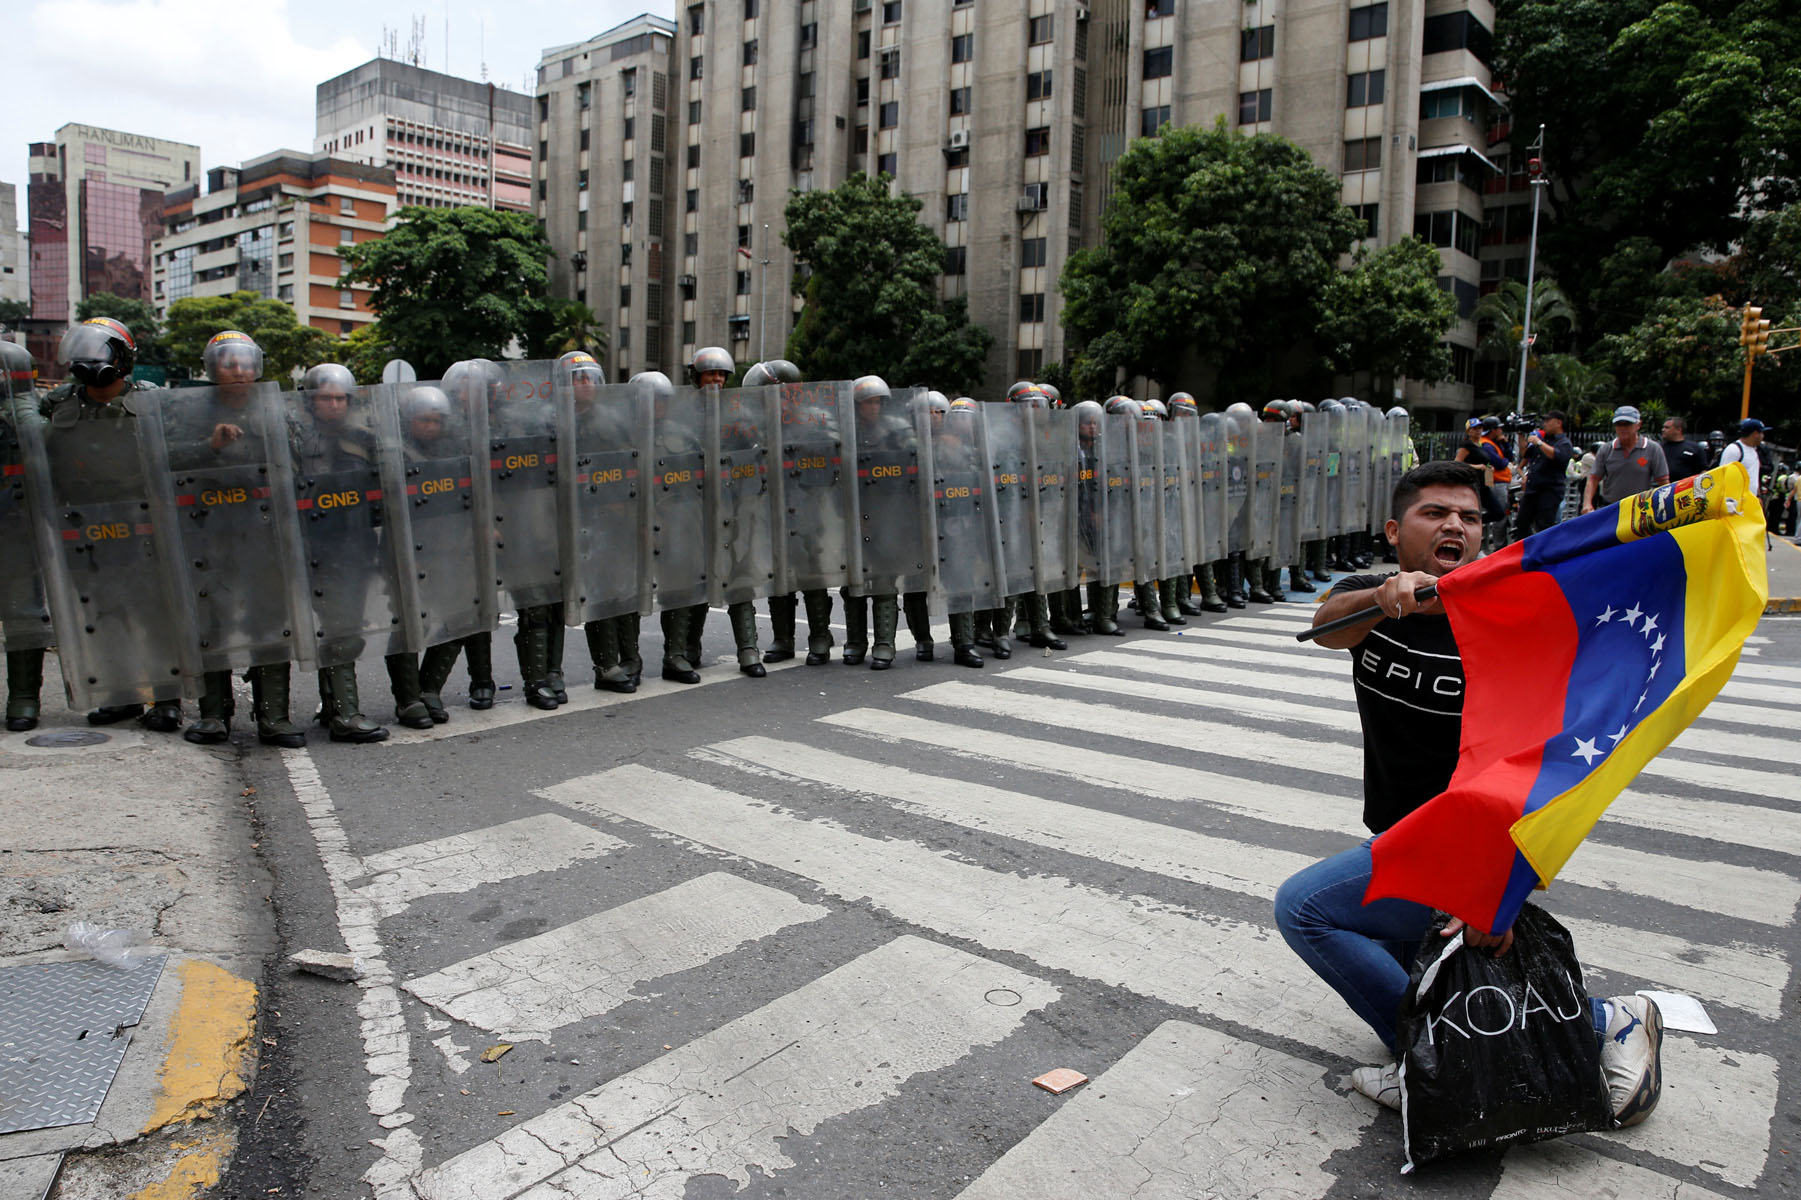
151, 152, 397, 336
0, 184, 26, 308
316, 59, 534, 214
540, 0, 1496, 416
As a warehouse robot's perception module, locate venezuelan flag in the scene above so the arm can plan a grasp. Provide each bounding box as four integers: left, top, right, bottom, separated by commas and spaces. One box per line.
1366, 464, 1768, 934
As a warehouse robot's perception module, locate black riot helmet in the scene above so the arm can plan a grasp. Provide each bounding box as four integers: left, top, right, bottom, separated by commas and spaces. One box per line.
59, 317, 137, 388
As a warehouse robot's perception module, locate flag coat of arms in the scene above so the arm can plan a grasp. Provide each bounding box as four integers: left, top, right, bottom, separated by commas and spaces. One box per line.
1367, 464, 1768, 934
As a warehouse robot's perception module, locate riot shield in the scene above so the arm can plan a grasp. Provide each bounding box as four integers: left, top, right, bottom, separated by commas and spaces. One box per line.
1300, 412, 1328, 544
1075, 416, 1107, 585
137, 383, 315, 673
0, 382, 52, 653
1028, 408, 1079, 595
1386, 411, 1412, 522
1342, 406, 1370, 536
931, 404, 1005, 613
981, 403, 1037, 598
1159, 422, 1192, 580
778, 381, 854, 594
1277, 431, 1303, 568
395, 368, 498, 648
1362, 407, 1384, 537
287, 383, 415, 665
17, 400, 198, 709
1100, 413, 1137, 586
711, 384, 781, 607
1131, 420, 1161, 584
1248, 419, 1283, 561
652, 384, 712, 611
558, 371, 652, 623
850, 387, 934, 597
483, 360, 563, 611
1324, 409, 1346, 539
1224, 410, 1255, 555
1192, 414, 1227, 565
1371, 412, 1394, 532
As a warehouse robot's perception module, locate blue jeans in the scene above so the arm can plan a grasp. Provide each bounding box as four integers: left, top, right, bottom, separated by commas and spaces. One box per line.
1275, 840, 1608, 1055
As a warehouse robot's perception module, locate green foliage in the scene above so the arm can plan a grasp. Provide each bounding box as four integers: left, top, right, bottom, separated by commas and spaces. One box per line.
782, 173, 993, 392
1471, 277, 1579, 403
338, 206, 553, 378
1594, 295, 1767, 425
75, 292, 169, 365
530, 300, 609, 368
1316, 239, 1459, 384
0, 298, 32, 329
337, 322, 398, 385
1057, 121, 1363, 399
164, 291, 335, 384
1535, 353, 1618, 425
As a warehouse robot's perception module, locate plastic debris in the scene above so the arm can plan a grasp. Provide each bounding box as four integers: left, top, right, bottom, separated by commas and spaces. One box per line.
63, 921, 155, 969
479, 1043, 514, 1063
289, 950, 364, 982
1032, 1068, 1088, 1095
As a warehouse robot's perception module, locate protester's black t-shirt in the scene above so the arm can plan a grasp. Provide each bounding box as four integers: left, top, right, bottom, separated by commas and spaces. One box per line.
1334, 573, 1465, 834
1523, 433, 1574, 493
1663, 438, 1709, 483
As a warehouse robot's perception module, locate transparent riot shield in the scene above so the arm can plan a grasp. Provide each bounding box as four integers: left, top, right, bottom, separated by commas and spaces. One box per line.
1224, 410, 1255, 555
778, 381, 855, 594
711, 384, 781, 606
1248, 419, 1283, 561
558, 373, 652, 623
931, 403, 1005, 613
981, 403, 1037, 598
1324, 409, 1346, 539
1386, 411, 1412, 522
1193, 413, 1227, 565
1028, 408, 1079, 595
1362, 407, 1384, 537
1278, 431, 1304, 568
850, 386, 934, 597
1100, 413, 1137, 585
393, 368, 498, 649
1129, 419, 1161, 586
1159, 422, 1192, 580
0, 388, 52, 653
482, 360, 563, 611
1342, 406, 1370, 536
1075, 416, 1107, 586
288, 383, 415, 666
652, 384, 712, 611
1300, 412, 1328, 544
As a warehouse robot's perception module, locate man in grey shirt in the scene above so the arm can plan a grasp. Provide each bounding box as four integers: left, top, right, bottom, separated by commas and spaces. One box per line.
1583, 405, 1671, 513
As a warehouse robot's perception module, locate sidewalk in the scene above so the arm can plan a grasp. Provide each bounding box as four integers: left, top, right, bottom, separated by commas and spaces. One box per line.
0, 656, 272, 1200
1767, 535, 1801, 613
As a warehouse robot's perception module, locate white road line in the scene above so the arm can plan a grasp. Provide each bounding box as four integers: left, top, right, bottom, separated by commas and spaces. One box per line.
955, 1020, 1373, 1200
548, 764, 1388, 1061
412, 935, 1057, 1200
1023, 654, 1357, 707
1208, 615, 1322, 633
354, 814, 624, 919
1492, 1140, 1729, 1198
899, 680, 1800, 926
818, 708, 1791, 1019
1594, 1034, 1778, 1189
1694, 699, 1801, 733
402, 872, 829, 1041
1730, 660, 1801, 685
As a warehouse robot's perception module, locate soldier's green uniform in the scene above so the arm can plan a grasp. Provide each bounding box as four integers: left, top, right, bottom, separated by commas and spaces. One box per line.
2, 344, 52, 731
844, 376, 909, 669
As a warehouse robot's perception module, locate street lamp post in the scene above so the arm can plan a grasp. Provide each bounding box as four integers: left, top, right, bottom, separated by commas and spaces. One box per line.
1514, 125, 1549, 415
757, 222, 771, 362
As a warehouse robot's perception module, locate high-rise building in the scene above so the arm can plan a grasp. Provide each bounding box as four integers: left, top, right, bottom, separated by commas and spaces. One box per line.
27, 124, 201, 323
0, 183, 27, 309
150, 152, 397, 337
316, 58, 535, 213
534, 16, 679, 379
539, 1, 1495, 416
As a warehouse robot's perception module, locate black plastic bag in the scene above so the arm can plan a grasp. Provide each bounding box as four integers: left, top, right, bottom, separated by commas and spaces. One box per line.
1396, 903, 1612, 1171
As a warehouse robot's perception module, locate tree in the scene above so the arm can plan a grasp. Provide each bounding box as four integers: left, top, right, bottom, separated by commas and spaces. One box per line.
782, 173, 993, 391
1471, 277, 1578, 402
1316, 239, 1458, 389
75, 292, 169, 366
530, 300, 609, 369
1594, 295, 1776, 427
1535, 354, 1618, 425
337, 322, 399, 385
338, 206, 554, 378
0, 299, 29, 330
164, 291, 335, 384
1058, 121, 1363, 400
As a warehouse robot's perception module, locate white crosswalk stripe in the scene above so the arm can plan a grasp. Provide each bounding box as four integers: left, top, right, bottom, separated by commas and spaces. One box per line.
352, 814, 625, 919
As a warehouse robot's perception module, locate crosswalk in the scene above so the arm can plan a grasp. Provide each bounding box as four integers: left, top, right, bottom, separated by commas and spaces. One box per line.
306, 597, 1799, 1197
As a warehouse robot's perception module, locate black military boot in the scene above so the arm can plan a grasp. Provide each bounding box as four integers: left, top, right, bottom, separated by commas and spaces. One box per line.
140, 699, 183, 733
1173, 576, 1203, 617
972, 609, 995, 651
802, 589, 835, 665
617, 613, 644, 686
1246, 560, 1276, 604
870, 594, 900, 670
1197, 563, 1228, 613
684, 603, 707, 674
1159, 578, 1189, 625
841, 589, 869, 666
463, 634, 496, 709
1088, 583, 1123, 635
988, 597, 1014, 659
903, 591, 934, 661
586, 619, 636, 693
1051, 588, 1086, 636
948, 612, 983, 667
387, 653, 438, 726
418, 643, 459, 723
1308, 540, 1331, 583
1288, 565, 1316, 594
729, 601, 765, 677
89, 702, 146, 725
324, 663, 389, 743
659, 607, 700, 684
1263, 559, 1288, 602
250, 664, 307, 749
515, 610, 561, 708
1224, 556, 1248, 608
1135, 584, 1170, 630
545, 613, 568, 704
766, 594, 798, 662
1026, 594, 1066, 649
5, 648, 43, 732
183, 671, 235, 744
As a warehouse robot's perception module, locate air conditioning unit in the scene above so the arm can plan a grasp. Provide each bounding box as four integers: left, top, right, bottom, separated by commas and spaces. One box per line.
1075, 6, 1090, 21
948, 129, 970, 150
1016, 183, 1048, 212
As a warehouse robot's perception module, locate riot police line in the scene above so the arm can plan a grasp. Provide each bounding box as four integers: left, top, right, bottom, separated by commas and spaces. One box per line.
0, 318, 1410, 747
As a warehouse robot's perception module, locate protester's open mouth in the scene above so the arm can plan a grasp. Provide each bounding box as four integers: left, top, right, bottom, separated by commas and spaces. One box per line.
1433, 537, 1465, 567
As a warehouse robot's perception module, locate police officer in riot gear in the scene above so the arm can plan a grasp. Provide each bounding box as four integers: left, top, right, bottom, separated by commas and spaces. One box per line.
567, 354, 643, 693
1247, 400, 1290, 604
1294, 399, 1331, 585
1142, 398, 1197, 625
1, 341, 50, 731
1086, 396, 1143, 633
1003, 385, 1067, 650
430, 360, 500, 710
903, 391, 953, 660
651, 358, 710, 684
1221, 401, 1260, 606
738, 359, 812, 662
1127, 399, 1174, 629
932, 398, 987, 667
711, 355, 773, 679
844, 374, 910, 668
1168, 393, 1226, 613
1072, 400, 1115, 633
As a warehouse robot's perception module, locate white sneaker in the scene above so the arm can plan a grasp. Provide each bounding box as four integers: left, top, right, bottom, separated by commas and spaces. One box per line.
1351, 1062, 1401, 1111
1599, 995, 1664, 1127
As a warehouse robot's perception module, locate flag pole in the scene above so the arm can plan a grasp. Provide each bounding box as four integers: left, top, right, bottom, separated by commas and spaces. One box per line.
1295, 585, 1439, 643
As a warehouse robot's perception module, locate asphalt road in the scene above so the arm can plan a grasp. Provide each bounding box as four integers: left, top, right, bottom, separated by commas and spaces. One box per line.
219, 595, 1801, 1200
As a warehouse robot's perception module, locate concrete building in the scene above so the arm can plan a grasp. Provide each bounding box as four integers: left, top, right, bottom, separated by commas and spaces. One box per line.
535, 16, 680, 380
539, 0, 1495, 416
151, 152, 397, 336
26, 124, 201, 323
316, 58, 534, 213
0, 183, 26, 309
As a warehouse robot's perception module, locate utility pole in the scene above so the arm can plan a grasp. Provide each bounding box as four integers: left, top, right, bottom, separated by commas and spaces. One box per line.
1515, 125, 1549, 415
757, 222, 771, 361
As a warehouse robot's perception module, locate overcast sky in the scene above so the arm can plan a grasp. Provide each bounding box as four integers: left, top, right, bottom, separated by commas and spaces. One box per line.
10, 0, 665, 225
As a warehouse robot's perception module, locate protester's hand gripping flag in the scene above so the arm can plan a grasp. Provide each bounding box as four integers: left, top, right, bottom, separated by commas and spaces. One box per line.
1367, 464, 1768, 934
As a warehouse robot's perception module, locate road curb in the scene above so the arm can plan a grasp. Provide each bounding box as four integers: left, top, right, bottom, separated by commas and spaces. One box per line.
1768, 537, 1801, 613
141, 959, 258, 1134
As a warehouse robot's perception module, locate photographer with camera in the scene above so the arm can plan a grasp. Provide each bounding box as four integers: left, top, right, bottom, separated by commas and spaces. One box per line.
1516, 410, 1574, 536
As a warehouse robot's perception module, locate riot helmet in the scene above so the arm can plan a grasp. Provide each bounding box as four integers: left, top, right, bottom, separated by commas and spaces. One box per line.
1387, 405, 1408, 419
1, 341, 34, 400
1293, 400, 1316, 413
925, 390, 951, 432
740, 361, 779, 388
1011, 384, 1048, 409
851, 374, 892, 418
1074, 399, 1104, 443
59, 317, 137, 389
1318, 399, 1344, 414
1260, 400, 1291, 423
1224, 401, 1256, 417
630, 370, 675, 402
1168, 394, 1199, 418
743, 357, 800, 387
1036, 382, 1062, 407
301, 363, 356, 425
1006, 380, 1036, 402
402, 385, 454, 444
558, 350, 605, 407
1141, 398, 1169, 421
1104, 396, 1141, 418
1168, 390, 1195, 408
689, 346, 735, 388
203, 330, 264, 384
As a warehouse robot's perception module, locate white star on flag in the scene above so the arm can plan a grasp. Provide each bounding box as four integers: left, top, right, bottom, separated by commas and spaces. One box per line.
1641, 614, 1659, 638
1648, 659, 1661, 680
1607, 724, 1630, 744
1623, 603, 1643, 628
1650, 633, 1666, 654
1595, 605, 1616, 625
1571, 737, 1604, 765
1635, 691, 1650, 711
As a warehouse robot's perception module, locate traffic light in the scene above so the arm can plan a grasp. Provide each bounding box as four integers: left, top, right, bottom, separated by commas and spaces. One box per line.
1754, 317, 1773, 358
1740, 305, 1764, 348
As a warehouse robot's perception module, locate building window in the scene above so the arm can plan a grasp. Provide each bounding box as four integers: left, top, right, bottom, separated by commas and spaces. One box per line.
946, 193, 969, 221
880, 101, 899, 128
1416, 210, 1481, 259
1143, 46, 1173, 78
739, 85, 756, 112
688, 4, 703, 34
799, 71, 815, 98
277, 252, 293, 270
690, 55, 704, 80
877, 152, 897, 175
685, 144, 699, 169
743, 39, 758, 65
1241, 25, 1274, 61
880, 49, 900, 79
1349, 3, 1388, 40
1141, 105, 1171, 136
1420, 89, 1478, 121
339, 289, 355, 309
736, 270, 752, 294
683, 320, 696, 343
1028, 15, 1053, 45
855, 125, 870, 153
623, 117, 635, 140
1349, 202, 1379, 237
1025, 126, 1051, 156
800, 22, 817, 47
621, 242, 632, 264
738, 224, 752, 248
740, 131, 756, 156
1347, 70, 1386, 107
580, 128, 591, 150
1343, 136, 1382, 172
340, 227, 355, 244
577, 210, 589, 230
1021, 236, 1047, 268
623, 69, 637, 97
689, 99, 702, 124
1027, 70, 1052, 101
952, 33, 973, 63
686, 188, 699, 212
945, 246, 967, 275
858, 30, 871, 58
945, 146, 969, 167
1238, 88, 1272, 125
620, 285, 632, 309
857, 77, 870, 105
882, 0, 902, 23
1423, 11, 1494, 64
1019, 292, 1047, 322
579, 169, 590, 190
744, 0, 758, 17
623, 201, 633, 224
577, 82, 592, 110
685, 232, 699, 255
949, 87, 971, 115
1017, 348, 1044, 376
1147, 0, 1174, 16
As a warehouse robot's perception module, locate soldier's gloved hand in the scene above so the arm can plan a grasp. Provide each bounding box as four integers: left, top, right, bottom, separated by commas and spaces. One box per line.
210, 423, 244, 451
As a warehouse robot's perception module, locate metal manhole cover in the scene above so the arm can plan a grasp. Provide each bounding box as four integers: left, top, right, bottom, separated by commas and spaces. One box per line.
0, 955, 166, 1134
22, 731, 111, 749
